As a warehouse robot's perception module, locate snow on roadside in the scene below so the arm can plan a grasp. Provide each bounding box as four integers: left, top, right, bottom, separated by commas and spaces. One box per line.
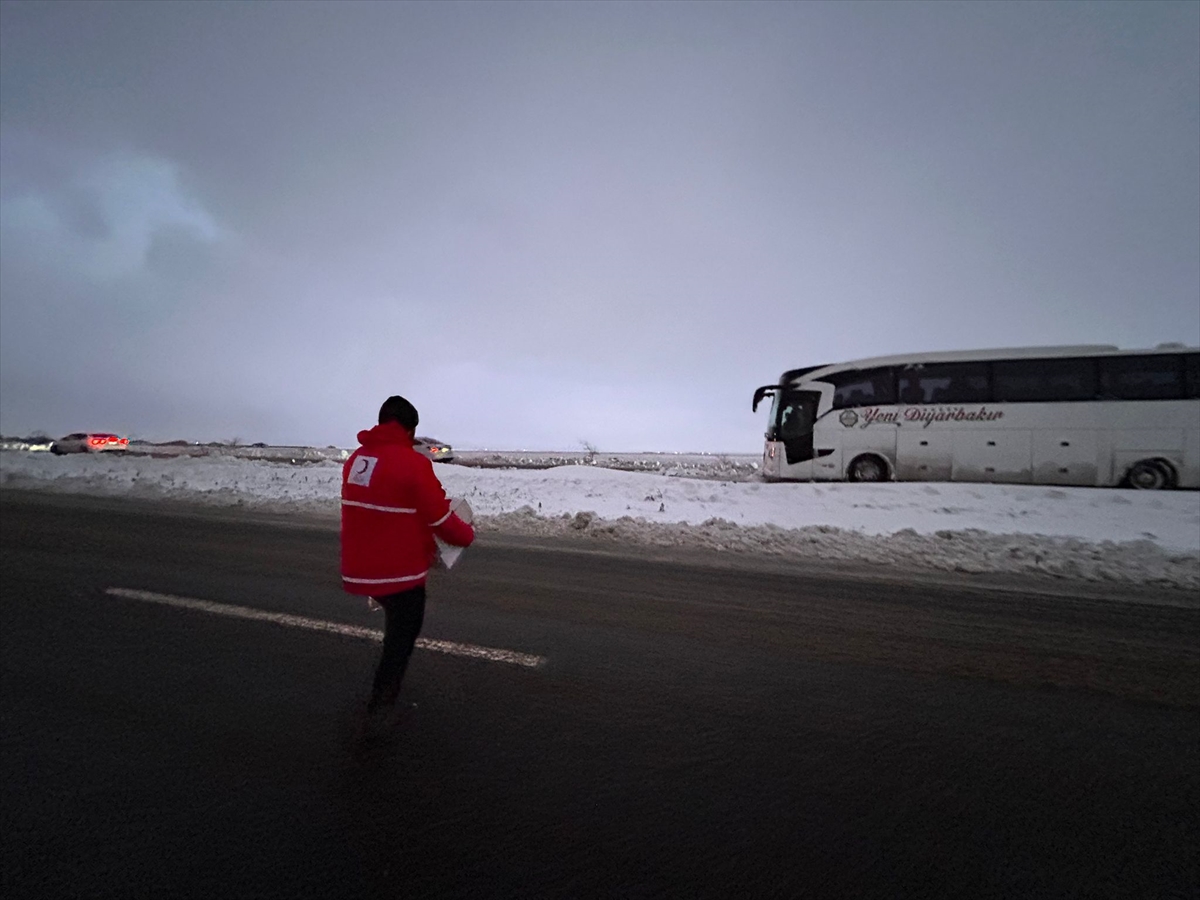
2, 450, 1197, 591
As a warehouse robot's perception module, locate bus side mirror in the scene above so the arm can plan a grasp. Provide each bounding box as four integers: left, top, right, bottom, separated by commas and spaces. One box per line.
752, 385, 778, 413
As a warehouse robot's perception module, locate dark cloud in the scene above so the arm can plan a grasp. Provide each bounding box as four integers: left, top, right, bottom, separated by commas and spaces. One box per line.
50, 185, 109, 240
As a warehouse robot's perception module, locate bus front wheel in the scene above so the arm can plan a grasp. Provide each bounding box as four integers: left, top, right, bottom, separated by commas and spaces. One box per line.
1127, 459, 1173, 490
848, 454, 888, 483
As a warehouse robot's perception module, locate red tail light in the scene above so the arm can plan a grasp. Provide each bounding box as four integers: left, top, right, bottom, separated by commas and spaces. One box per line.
120, 438, 128, 445
90, 438, 103, 446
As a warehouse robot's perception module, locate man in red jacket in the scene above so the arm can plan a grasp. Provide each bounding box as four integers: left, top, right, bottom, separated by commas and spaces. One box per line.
342, 395, 475, 719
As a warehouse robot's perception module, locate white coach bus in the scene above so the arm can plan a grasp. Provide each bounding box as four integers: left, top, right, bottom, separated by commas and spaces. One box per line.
752, 344, 1200, 489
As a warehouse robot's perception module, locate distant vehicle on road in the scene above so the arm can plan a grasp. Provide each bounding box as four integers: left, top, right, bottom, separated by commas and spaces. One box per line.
753, 344, 1200, 489
51, 433, 129, 455
415, 436, 454, 462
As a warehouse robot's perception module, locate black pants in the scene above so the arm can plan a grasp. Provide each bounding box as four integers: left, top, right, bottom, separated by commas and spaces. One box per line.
368, 585, 426, 710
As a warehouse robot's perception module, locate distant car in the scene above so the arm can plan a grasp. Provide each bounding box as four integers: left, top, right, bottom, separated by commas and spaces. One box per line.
414, 436, 454, 462
50, 433, 129, 454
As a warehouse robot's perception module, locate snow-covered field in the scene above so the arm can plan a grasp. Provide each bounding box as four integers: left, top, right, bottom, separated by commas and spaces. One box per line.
2, 449, 1198, 591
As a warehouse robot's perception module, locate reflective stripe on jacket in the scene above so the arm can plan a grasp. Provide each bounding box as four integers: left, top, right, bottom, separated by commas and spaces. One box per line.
340, 422, 474, 595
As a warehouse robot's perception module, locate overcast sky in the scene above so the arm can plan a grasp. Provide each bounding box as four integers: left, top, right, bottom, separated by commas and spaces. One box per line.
1, 1, 1197, 451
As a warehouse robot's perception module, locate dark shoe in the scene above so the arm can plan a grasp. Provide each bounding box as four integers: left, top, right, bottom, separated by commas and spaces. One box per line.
357, 699, 416, 743
383, 699, 418, 728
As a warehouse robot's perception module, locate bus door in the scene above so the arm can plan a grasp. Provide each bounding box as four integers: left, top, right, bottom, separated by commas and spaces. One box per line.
777, 390, 822, 466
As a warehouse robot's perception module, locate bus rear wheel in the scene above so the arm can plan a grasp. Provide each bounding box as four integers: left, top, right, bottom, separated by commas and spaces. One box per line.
848, 454, 888, 483
1127, 459, 1173, 490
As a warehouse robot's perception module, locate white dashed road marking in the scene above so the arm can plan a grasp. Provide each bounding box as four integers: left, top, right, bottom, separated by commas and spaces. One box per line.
103, 588, 546, 669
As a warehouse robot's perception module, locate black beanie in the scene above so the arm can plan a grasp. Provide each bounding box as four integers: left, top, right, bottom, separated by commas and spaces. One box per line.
378, 395, 419, 431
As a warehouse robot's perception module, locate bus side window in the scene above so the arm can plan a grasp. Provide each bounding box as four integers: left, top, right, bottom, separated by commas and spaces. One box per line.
1186, 354, 1200, 399
900, 363, 988, 404
899, 376, 925, 404
994, 358, 1095, 402
832, 368, 896, 409
1099, 355, 1184, 400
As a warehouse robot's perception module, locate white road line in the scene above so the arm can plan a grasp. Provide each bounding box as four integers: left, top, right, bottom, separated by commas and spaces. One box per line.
103, 588, 546, 669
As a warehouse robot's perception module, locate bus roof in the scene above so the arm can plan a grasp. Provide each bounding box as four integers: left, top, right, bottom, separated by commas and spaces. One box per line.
783, 344, 1198, 383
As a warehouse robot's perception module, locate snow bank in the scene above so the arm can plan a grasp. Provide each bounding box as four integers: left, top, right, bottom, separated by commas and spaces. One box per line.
2, 450, 1197, 590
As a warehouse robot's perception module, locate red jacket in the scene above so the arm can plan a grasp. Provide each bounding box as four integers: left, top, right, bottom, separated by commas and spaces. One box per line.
340, 422, 475, 595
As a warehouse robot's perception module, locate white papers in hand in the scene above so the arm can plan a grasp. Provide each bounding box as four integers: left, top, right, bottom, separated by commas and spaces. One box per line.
435, 498, 473, 570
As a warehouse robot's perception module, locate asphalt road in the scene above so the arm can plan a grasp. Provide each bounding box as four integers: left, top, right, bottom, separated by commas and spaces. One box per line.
2, 490, 1197, 899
